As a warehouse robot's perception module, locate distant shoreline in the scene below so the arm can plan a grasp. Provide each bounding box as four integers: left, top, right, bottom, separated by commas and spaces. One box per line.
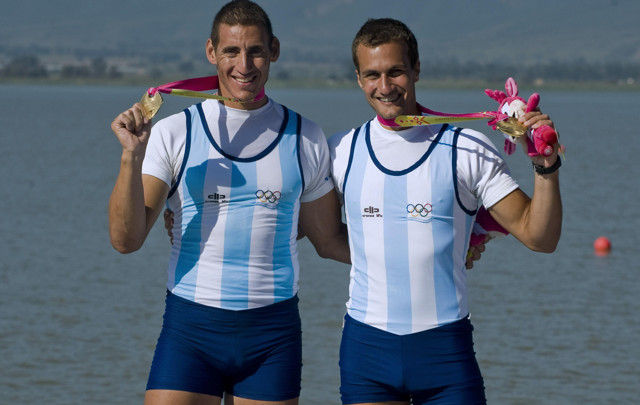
1, 76, 638, 92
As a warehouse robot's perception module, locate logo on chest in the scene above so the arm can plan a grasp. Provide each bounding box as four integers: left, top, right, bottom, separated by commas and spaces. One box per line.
256, 189, 282, 207
206, 193, 228, 203
362, 206, 383, 218
406, 203, 433, 223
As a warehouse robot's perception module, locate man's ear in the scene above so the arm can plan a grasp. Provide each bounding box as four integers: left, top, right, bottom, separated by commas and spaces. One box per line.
413, 60, 420, 83
270, 36, 280, 62
206, 38, 217, 65
355, 69, 364, 90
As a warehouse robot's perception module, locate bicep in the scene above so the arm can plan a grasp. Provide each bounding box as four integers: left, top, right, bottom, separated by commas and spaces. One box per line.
299, 189, 342, 240
142, 174, 170, 235
299, 189, 350, 263
486, 188, 531, 240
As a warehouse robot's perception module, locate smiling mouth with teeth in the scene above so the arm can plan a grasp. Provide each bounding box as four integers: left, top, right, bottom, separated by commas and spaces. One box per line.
378, 94, 401, 103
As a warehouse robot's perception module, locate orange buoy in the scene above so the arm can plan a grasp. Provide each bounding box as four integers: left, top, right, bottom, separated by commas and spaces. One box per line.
594, 236, 611, 257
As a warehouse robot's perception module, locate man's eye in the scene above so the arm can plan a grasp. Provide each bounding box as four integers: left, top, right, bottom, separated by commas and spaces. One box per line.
252, 50, 268, 57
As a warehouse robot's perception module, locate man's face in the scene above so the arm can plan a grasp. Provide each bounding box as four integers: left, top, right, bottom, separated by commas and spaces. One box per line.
355, 40, 420, 121
206, 23, 279, 110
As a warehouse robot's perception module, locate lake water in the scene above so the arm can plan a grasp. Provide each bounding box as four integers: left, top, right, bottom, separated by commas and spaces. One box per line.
1, 83, 638, 404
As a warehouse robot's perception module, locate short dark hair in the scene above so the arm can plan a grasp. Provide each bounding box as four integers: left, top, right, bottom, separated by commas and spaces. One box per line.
210, 0, 274, 49
352, 18, 419, 72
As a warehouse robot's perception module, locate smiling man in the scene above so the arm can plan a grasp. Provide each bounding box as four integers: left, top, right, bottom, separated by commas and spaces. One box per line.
329, 18, 562, 405
108, 1, 348, 404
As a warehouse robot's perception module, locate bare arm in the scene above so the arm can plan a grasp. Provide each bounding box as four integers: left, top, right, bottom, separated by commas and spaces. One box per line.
488, 111, 562, 252
108, 103, 170, 253
298, 189, 351, 264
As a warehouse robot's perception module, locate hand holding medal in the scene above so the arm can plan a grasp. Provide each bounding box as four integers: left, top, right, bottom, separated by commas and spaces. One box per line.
379, 77, 560, 157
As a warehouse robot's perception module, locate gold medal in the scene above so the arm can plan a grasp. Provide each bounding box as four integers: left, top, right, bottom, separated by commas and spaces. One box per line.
495, 117, 528, 138
140, 92, 163, 119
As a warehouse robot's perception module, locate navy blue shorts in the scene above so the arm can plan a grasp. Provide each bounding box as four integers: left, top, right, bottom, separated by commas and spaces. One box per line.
339, 314, 486, 405
146, 292, 302, 401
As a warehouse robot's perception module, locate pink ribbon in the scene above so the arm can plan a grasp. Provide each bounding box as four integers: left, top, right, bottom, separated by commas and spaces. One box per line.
377, 103, 496, 127
147, 75, 265, 101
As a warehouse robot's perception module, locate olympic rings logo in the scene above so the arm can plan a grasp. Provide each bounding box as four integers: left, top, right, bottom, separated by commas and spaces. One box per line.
256, 190, 282, 203
406, 203, 432, 217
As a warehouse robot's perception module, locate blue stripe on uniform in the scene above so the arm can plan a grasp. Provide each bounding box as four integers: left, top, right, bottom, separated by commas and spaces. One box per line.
345, 125, 369, 320
273, 111, 300, 299
173, 108, 211, 299
383, 173, 411, 334
221, 160, 257, 309
430, 129, 457, 323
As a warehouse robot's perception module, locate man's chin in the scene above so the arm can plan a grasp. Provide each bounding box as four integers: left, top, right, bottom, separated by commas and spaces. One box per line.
372, 104, 404, 119
226, 89, 260, 102
375, 109, 402, 120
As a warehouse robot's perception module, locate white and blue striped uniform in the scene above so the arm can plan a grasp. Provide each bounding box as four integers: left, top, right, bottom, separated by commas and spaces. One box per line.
143, 99, 333, 310
329, 119, 518, 335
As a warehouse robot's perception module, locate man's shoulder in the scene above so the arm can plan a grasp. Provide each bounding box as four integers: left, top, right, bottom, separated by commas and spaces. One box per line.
267, 100, 321, 133
328, 129, 352, 148
453, 126, 503, 156
328, 120, 370, 151
153, 107, 191, 133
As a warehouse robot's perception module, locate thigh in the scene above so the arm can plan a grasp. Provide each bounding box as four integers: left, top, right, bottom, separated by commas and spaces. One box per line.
339, 314, 410, 405
229, 297, 303, 402
225, 395, 299, 405
144, 389, 222, 405
405, 318, 486, 404
411, 379, 486, 405
146, 293, 229, 397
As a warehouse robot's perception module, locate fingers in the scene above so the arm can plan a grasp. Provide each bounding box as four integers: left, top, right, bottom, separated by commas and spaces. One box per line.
164, 209, 174, 230
465, 237, 490, 269
519, 111, 554, 130
111, 103, 150, 135
126, 103, 150, 132
465, 244, 484, 269
465, 256, 474, 270
110, 103, 153, 152
164, 209, 175, 245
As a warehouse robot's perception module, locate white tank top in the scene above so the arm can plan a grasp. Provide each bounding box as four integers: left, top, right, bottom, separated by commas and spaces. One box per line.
342, 121, 476, 334
165, 103, 303, 310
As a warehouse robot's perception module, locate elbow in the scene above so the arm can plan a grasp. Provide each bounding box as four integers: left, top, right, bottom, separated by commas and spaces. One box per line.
314, 244, 332, 260
112, 245, 139, 254
312, 237, 351, 264
529, 234, 561, 254
110, 235, 143, 254
533, 245, 557, 254
313, 240, 341, 261
109, 222, 146, 253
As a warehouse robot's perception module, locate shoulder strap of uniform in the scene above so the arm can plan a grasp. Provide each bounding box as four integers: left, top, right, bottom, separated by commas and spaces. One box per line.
287, 107, 304, 196
452, 126, 477, 216
342, 121, 366, 194
167, 107, 193, 200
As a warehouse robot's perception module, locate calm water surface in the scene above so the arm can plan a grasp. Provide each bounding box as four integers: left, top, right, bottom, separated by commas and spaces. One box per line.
1, 84, 638, 404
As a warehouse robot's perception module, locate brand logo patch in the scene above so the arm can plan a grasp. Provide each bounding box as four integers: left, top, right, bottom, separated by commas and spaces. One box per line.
362, 206, 382, 218
207, 193, 228, 203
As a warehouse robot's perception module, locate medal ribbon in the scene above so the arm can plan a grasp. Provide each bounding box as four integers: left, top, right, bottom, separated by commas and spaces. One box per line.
377, 103, 497, 128
140, 75, 265, 118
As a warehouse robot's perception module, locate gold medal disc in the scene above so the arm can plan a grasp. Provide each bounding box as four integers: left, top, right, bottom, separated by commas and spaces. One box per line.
140, 92, 163, 119
495, 117, 528, 138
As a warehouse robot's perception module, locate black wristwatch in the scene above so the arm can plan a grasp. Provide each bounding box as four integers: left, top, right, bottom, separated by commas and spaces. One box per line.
532, 156, 561, 175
